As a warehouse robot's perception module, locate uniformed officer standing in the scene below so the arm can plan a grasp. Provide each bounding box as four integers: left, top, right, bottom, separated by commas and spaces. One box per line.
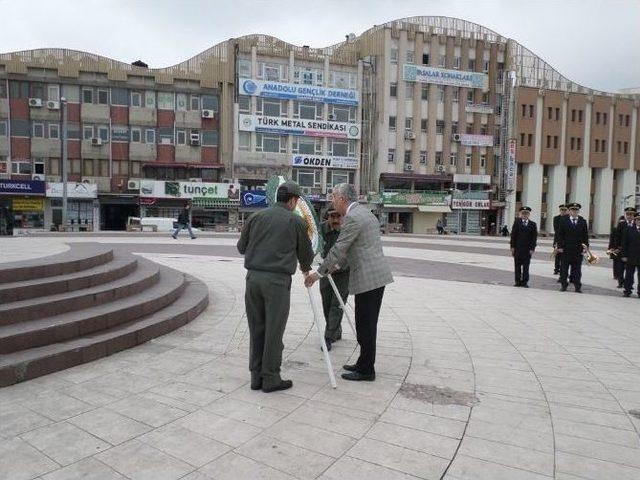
552, 204, 568, 275
613, 207, 637, 288
609, 215, 626, 285
621, 212, 640, 297
237, 181, 314, 393
319, 205, 350, 351
556, 202, 589, 293
510, 206, 538, 288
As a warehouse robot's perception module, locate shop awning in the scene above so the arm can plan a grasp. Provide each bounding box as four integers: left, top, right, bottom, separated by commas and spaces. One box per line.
418, 205, 451, 213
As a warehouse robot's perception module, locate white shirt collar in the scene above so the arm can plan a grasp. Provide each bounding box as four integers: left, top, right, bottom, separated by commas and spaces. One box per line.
347, 202, 358, 214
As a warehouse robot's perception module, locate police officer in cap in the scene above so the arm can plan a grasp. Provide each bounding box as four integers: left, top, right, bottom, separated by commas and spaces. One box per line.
613, 207, 637, 288
621, 212, 640, 297
237, 180, 315, 392
510, 206, 538, 287
556, 202, 589, 293
552, 204, 568, 275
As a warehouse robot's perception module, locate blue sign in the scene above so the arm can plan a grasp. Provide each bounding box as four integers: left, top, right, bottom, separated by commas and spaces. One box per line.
0, 180, 46, 196
241, 189, 268, 208
239, 78, 358, 106
403, 65, 488, 90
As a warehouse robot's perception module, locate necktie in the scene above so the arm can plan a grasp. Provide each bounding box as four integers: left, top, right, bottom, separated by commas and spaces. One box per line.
572, 219, 577, 226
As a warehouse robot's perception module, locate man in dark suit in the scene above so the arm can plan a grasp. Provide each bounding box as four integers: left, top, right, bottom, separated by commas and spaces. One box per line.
556, 202, 589, 293
621, 213, 640, 297
609, 215, 626, 286
552, 204, 568, 275
510, 206, 538, 288
612, 207, 637, 288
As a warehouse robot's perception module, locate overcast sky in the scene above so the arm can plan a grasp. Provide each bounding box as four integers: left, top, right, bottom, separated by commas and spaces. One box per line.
1, 0, 638, 92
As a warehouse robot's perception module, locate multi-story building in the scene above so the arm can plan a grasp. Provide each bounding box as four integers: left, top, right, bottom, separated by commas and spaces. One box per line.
1, 16, 638, 235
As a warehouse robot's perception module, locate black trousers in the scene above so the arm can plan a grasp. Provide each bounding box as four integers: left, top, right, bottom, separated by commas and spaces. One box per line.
614, 258, 625, 283
353, 286, 385, 375
623, 263, 640, 294
554, 252, 561, 273
560, 255, 583, 287
514, 256, 531, 285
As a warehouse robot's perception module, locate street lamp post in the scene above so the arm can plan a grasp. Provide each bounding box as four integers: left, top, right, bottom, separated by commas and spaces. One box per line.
60, 97, 68, 231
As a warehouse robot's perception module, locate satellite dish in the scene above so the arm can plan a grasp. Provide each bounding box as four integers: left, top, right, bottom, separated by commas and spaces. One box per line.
347, 33, 356, 43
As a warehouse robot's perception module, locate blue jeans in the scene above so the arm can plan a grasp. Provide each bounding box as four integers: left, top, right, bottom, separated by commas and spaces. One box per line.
172, 223, 195, 238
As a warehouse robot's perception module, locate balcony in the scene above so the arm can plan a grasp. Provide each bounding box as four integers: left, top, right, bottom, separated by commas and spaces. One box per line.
81, 104, 110, 123
81, 140, 110, 159
130, 143, 156, 161
175, 145, 201, 163
31, 138, 61, 157
175, 110, 201, 129
129, 107, 157, 127
30, 107, 61, 122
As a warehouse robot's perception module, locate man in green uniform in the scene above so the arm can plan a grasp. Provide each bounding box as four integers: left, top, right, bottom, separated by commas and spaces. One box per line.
319, 205, 350, 351
237, 181, 314, 393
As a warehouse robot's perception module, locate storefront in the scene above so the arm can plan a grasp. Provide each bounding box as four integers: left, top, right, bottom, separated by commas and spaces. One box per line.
45, 182, 99, 232
448, 197, 491, 235
99, 195, 139, 231
0, 180, 46, 233
377, 191, 450, 234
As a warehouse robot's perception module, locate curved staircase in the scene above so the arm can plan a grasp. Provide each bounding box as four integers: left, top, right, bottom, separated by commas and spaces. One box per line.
0, 244, 209, 387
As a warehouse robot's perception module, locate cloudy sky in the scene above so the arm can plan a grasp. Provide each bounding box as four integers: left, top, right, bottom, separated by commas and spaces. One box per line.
1, 0, 638, 92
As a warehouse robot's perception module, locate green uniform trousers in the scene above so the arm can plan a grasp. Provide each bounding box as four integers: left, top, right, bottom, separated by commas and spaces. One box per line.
319, 271, 349, 342
245, 270, 291, 388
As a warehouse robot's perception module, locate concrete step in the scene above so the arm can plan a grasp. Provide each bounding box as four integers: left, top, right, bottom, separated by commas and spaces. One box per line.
0, 260, 160, 326
0, 275, 209, 386
0, 244, 113, 284
0, 266, 186, 354
0, 254, 138, 304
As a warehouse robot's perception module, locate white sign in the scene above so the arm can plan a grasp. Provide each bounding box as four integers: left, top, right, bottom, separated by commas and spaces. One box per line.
291, 155, 358, 169
46, 182, 98, 199
506, 139, 516, 191
458, 134, 494, 147
451, 198, 491, 210
403, 65, 488, 90
465, 104, 494, 114
239, 78, 358, 106
140, 180, 240, 200
239, 114, 360, 140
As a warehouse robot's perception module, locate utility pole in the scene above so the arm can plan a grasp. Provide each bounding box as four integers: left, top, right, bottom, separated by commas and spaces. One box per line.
61, 97, 68, 230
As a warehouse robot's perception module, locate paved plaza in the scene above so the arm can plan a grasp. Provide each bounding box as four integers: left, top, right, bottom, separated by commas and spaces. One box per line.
1, 233, 640, 480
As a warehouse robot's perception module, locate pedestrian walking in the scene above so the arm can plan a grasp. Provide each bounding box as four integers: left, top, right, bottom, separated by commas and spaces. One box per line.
510, 206, 537, 288
237, 181, 314, 392
172, 203, 196, 239
436, 218, 444, 235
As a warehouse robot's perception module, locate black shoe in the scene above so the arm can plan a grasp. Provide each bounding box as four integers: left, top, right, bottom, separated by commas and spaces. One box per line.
575, 287, 582, 293
624, 291, 631, 297
521, 284, 529, 288
514, 283, 521, 287
322, 339, 332, 351
341, 371, 375, 382
556, 278, 562, 283
191, 236, 196, 240
262, 380, 293, 393
617, 283, 624, 288
553, 270, 559, 275
560, 285, 568, 292
250, 373, 262, 391
342, 364, 358, 372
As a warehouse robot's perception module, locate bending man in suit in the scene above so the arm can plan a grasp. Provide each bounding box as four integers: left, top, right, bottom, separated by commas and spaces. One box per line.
305, 183, 394, 382
556, 202, 589, 293
621, 213, 640, 298
510, 206, 538, 288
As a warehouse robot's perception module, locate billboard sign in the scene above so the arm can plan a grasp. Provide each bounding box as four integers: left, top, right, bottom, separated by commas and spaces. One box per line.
291, 155, 357, 169
403, 65, 488, 90
239, 78, 358, 106
239, 114, 360, 139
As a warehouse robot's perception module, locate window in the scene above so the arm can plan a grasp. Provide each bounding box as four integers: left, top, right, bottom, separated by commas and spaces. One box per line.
238, 58, 251, 77
578, 110, 583, 122
420, 119, 427, 132
97, 89, 109, 105
390, 48, 398, 64
483, 60, 490, 73
83, 159, 94, 176
389, 116, 396, 131
257, 98, 282, 117
176, 130, 187, 145
420, 151, 427, 164
328, 171, 352, 188
546, 135, 551, 149
388, 148, 395, 163
571, 109, 576, 122
449, 153, 456, 166
131, 127, 141, 143
570, 137, 575, 150
619, 114, 624, 126
238, 132, 250, 151
293, 137, 321, 154
624, 142, 629, 154
595, 139, 600, 152
294, 170, 320, 188
32, 159, 45, 175
466, 123, 473, 134
404, 150, 411, 164
98, 126, 109, 142
467, 90, 474, 105
82, 88, 93, 104
422, 53, 429, 65
47, 158, 60, 175
405, 82, 413, 99
47, 85, 59, 102
529, 105, 534, 118
330, 139, 354, 156
438, 85, 445, 103
481, 92, 489, 105
390, 83, 397, 97
452, 122, 458, 134
405, 117, 413, 130
131, 91, 141, 107
602, 139, 606, 152
421, 84, 428, 100
32, 123, 44, 138
480, 125, 487, 135
548, 107, 553, 120
145, 91, 156, 108
406, 50, 415, 63
49, 123, 59, 139
83, 125, 94, 140
626, 115, 630, 127
190, 95, 200, 111
256, 133, 286, 153
528, 134, 533, 147
554, 136, 558, 149
468, 58, 476, 70
465, 154, 472, 167
555, 108, 560, 121
238, 95, 251, 113
0, 121, 7, 136
452, 87, 459, 102
603, 113, 607, 125
436, 120, 445, 134
453, 57, 461, 69
480, 155, 486, 168
145, 129, 156, 144
618, 141, 622, 154
261, 63, 284, 81
522, 104, 527, 117
11, 161, 32, 174
295, 101, 320, 120
577, 137, 582, 150
435, 152, 442, 165
438, 55, 446, 67
596, 112, 601, 124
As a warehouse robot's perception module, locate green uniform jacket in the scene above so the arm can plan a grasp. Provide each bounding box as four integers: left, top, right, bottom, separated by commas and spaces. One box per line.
320, 221, 349, 274
237, 203, 314, 274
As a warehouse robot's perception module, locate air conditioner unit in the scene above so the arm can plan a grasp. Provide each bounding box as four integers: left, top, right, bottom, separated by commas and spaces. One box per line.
31, 174, 45, 181
190, 133, 200, 145
328, 114, 336, 121
160, 137, 173, 145
47, 101, 60, 110
452, 133, 461, 142
189, 178, 202, 182
127, 179, 140, 190
436, 165, 445, 173
300, 187, 312, 195
326, 187, 333, 194
91, 138, 102, 146
81, 178, 92, 184
29, 98, 43, 108
222, 178, 232, 183
201, 109, 215, 118
404, 164, 413, 171
404, 131, 416, 140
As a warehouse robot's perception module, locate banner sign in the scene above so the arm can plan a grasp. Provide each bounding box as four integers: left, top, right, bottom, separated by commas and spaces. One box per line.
465, 104, 494, 114
239, 114, 360, 139
12, 198, 45, 211
292, 154, 358, 170
140, 180, 240, 201
458, 134, 494, 147
241, 189, 268, 208
0, 180, 45, 196
382, 191, 449, 206
451, 198, 491, 210
46, 182, 98, 199
239, 78, 358, 106
506, 138, 516, 191
403, 65, 488, 90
